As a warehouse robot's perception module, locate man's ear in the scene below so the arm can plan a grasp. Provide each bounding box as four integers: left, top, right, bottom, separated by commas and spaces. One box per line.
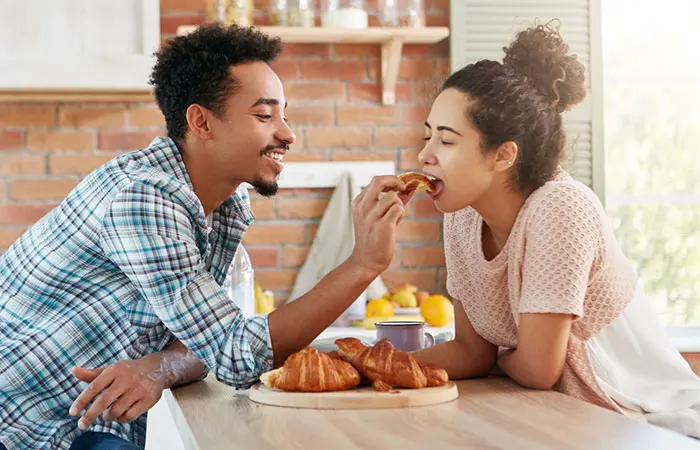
186, 104, 215, 141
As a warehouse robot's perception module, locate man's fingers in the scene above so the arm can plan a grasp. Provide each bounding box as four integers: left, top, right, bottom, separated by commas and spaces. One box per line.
78, 384, 125, 430
104, 391, 140, 422
367, 192, 403, 222
71, 366, 104, 383
69, 369, 115, 417
118, 400, 149, 424
359, 176, 406, 214
381, 202, 405, 225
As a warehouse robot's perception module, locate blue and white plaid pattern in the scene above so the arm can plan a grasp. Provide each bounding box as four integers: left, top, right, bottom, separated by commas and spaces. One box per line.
0, 137, 273, 450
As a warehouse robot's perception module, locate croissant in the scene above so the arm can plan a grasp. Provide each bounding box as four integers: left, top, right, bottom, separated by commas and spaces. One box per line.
335, 337, 449, 392
259, 347, 361, 392
398, 172, 437, 197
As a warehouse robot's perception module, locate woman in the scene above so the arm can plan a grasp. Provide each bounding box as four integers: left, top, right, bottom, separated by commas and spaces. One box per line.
411, 23, 700, 438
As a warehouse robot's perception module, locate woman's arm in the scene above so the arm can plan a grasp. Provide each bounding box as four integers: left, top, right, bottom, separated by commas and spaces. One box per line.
497, 313, 573, 390
412, 299, 498, 379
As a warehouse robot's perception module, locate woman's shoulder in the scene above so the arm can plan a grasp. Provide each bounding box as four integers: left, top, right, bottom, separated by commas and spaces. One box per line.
525, 168, 606, 220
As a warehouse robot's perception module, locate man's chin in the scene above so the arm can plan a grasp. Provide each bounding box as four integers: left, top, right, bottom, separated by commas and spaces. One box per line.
251, 179, 278, 197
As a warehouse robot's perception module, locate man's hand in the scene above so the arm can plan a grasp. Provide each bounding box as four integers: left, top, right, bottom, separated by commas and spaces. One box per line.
348, 175, 407, 276
69, 354, 165, 430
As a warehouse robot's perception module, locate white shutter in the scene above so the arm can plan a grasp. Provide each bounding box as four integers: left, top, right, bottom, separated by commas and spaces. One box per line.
449, 0, 605, 200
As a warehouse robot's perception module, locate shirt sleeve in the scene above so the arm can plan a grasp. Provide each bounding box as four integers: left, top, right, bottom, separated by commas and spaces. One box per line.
98, 180, 273, 388
519, 184, 603, 319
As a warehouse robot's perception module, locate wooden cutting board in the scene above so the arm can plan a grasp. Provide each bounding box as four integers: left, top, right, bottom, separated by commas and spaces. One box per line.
248, 381, 459, 409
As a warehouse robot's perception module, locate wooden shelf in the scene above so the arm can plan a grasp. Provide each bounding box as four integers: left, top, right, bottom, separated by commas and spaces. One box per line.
178, 25, 448, 44
0, 89, 154, 103
177, 25, 450, 105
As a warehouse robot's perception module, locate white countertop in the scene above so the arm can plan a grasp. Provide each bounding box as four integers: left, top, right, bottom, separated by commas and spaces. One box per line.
316, 324, 455, 341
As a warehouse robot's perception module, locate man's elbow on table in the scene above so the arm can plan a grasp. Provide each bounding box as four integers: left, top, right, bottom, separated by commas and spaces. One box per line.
205, 318, 275, 389
212, 354, 271, 389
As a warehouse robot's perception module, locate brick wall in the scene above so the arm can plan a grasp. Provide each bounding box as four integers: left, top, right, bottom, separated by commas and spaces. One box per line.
0, 0, 450, 305
687, 353, 700, 376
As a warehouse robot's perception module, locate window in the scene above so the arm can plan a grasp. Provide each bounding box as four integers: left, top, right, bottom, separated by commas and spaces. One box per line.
603, 0, 700, 327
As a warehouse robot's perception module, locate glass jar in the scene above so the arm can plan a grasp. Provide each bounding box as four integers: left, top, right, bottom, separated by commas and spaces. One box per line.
288, 0, 315, 27
406, 0, 425, 28
224, 0, 254, 26
321, 0, 368, 29
272, 0, 315, 27
378, 0, 425, 28
379, 0, 399, 27
205, 0, 225, 22
270, 0, 288, 25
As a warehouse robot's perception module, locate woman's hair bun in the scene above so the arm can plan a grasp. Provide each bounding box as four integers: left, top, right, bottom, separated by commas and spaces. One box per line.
502, 21, 586, 113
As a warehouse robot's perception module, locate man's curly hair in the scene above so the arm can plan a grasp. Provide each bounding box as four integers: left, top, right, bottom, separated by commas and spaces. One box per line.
443, 21, 586, 194
150, 23, 283, 143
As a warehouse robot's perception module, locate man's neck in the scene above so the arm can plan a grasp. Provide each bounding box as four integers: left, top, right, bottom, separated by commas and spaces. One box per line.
179, 139, 240, 216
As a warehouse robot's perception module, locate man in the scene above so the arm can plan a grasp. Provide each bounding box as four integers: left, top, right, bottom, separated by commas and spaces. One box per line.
0, 24, 406, 450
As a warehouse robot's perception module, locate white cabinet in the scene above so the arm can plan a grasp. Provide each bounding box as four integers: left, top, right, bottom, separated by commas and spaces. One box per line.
0, 0, 160, 91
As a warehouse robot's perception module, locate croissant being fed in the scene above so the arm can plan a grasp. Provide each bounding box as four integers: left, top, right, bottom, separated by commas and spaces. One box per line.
335, 337, 449, 392
260, 347, 361, 392
398, 172, 438, 198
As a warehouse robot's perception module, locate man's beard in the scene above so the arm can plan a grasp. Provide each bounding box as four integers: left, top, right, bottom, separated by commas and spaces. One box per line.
253, 143, 288, 197
252, 177, 278, 197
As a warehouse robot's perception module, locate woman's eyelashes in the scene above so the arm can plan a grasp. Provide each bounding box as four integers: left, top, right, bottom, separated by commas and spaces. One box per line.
424, 135, 453, 146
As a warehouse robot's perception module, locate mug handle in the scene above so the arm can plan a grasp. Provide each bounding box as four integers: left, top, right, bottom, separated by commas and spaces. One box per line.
424, 332, 435, 348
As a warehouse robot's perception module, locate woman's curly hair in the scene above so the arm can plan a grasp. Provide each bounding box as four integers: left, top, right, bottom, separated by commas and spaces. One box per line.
443, 22, 586, 194
150, 23, 283, 142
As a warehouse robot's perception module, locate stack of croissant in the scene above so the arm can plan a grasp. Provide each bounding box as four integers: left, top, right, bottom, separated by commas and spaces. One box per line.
259, 337, 449, 392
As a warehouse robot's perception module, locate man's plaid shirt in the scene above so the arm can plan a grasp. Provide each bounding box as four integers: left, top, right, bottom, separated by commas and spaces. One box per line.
0, 137, 273, 449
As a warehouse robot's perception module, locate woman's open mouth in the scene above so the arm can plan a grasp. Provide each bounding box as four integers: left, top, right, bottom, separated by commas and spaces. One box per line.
425, 175, 444, 200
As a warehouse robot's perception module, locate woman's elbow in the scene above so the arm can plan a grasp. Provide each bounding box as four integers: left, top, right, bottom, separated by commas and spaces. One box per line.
523, 377, 557, 391
521, 367, 561, 390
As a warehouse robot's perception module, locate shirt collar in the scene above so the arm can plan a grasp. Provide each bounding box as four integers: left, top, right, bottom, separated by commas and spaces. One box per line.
147, 136, 255, 227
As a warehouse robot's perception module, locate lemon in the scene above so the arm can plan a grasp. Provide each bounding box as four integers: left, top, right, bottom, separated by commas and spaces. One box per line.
390, 283, 417, 295
420, 294, 454, 327
391, 289, 417, 308
365, 298, 395, 319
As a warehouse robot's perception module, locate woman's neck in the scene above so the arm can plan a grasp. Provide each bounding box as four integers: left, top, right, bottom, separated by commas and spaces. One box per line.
473, 186, 527, 250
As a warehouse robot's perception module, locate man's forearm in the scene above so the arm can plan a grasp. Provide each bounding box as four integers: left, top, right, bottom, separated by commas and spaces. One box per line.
267, 259, 375, 367
154, 340, 207, 389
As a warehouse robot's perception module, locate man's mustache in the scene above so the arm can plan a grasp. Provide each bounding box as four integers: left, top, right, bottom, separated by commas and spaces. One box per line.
260, 144, 290, 156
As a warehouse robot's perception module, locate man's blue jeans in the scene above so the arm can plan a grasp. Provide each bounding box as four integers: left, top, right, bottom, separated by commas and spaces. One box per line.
1, 432, 140, 450
68, 431, 141, 450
